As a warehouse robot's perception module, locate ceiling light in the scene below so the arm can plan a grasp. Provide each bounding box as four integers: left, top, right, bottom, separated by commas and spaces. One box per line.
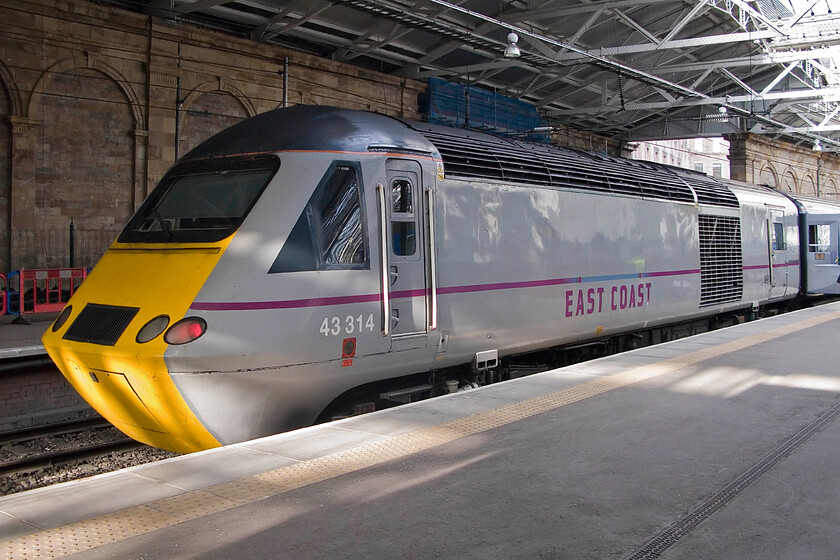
814, 139, 822, 151
504, 32, 520, 58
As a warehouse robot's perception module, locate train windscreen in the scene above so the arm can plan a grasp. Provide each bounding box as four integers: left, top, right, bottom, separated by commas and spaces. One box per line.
119, 155, 279, 243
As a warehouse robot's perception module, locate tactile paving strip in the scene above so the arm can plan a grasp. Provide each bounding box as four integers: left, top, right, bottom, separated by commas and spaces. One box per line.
4, 310, 839, 560
625, 396, 840, 560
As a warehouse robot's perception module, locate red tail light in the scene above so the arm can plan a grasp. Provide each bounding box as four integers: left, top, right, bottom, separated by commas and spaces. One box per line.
164, 317, 207, 345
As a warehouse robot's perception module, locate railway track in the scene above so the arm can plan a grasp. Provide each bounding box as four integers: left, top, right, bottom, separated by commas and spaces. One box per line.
0, 417, 145, 476
0, 438, 144, 476
0, 417, 111, 445
0, 416, 175, 494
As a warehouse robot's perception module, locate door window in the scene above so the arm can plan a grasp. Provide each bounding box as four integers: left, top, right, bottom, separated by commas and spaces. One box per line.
771, 222, 786, 251
390, 178, 417, 257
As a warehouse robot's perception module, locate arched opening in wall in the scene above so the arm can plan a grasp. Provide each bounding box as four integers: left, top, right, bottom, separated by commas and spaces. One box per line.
18, 67, 133, 270
759, 164, 778, 189
826, 178, 839, 198
0, 82, 10, 273
802, 174, 816, 196
781, 169, 798, 193
179, 91, 249, 157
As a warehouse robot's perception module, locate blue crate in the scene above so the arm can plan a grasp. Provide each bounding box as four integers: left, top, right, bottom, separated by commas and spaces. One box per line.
420, 78, 548, 141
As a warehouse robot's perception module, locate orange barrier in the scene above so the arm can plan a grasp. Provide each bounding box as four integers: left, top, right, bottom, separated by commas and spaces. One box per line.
7, 268, 87, 315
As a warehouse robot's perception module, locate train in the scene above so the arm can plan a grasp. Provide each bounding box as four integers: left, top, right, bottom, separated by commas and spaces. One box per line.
41, 105, 840, 454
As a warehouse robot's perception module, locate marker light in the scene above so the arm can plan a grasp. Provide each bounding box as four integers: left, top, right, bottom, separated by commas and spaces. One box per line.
136, 315, 170, 344
52, 305, 73, 332
164, 317, 207, 345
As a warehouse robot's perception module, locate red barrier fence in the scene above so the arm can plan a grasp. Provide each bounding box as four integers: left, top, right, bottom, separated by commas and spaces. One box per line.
0, 274, 6, 316
7, 268, 88, 315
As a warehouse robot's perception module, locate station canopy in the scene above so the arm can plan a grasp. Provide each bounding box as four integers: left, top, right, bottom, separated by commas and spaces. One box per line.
132, 0, 840, 152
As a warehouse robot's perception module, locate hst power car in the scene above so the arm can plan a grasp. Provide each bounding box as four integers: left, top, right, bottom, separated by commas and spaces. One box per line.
42, 105, 840, 453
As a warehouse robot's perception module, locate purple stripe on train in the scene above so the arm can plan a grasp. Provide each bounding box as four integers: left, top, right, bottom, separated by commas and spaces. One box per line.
190, 268, 705, 311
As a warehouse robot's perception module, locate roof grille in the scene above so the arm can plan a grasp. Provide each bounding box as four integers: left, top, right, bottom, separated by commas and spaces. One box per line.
670, 171, 741, 208
408, 123, 744, 208
699, 215, 744, 307
63, 303, 140, 346
414, 127, 707, 205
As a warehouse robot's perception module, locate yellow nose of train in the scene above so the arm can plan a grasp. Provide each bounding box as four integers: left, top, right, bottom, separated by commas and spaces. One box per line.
42, 240, 232, 454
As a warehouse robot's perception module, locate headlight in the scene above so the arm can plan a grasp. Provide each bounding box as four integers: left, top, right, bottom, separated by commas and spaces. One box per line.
52, 305, 73, 332
136, 315, 170, 343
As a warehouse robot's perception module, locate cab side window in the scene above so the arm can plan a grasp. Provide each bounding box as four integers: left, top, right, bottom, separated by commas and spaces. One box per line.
270, 162, 368, 273
314, 165, 366, 265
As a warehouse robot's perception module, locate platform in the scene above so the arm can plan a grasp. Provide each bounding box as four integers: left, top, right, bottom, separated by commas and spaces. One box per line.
0, 314, 53, 360
2, 303, 840, 559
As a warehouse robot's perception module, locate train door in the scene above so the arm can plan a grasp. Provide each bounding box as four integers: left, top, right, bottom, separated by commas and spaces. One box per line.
377, 159, 431, 350
767, 206, 789, 298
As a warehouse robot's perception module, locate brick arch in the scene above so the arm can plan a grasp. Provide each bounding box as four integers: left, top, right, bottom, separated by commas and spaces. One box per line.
824, 177, 838, 197
0, 60, 23, 117
801, 173, 816, 196
178, 84, 253, 157
758, 162, 778, 189
14, 56, 137, 269
780, 167, 799, 193
27, 54, 143, 129
181, 80, 256, 118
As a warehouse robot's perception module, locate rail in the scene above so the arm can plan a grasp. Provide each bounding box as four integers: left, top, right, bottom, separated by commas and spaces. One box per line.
0, 417, 110, 445
0, 416, 142, 477
0, 439, 142, 476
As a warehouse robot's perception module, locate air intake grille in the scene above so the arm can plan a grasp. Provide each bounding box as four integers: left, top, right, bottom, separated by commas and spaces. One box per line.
699, 215, 743, 307
63, 303, 140, 346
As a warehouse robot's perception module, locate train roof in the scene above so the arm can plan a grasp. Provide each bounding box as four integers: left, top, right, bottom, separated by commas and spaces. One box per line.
181, 105, 436, 160
786, 191, 840, 215
183, 105, 752, 209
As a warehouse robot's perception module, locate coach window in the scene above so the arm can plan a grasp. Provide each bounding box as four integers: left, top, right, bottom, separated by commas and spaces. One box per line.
809, 224, 831, 253
391, 179, 417, 257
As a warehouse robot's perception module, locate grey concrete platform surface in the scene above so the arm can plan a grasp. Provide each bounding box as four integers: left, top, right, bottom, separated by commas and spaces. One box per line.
0, 313, 54, 360
2, 303, 840, 559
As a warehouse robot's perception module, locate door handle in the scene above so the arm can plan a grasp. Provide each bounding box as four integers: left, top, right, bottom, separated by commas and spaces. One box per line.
389, 266, 398, 286
391, 308, 400, 328
426, 187, 438, 330
377, 183, 390, 337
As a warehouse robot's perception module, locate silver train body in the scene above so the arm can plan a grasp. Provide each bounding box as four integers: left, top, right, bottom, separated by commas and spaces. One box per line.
43, 106, 840, 452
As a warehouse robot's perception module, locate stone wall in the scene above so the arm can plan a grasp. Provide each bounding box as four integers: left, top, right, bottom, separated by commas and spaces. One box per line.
0, 366, 89, 429
0, 0, 425, 272
551, 125, 624, 157
726, 133, 840, 197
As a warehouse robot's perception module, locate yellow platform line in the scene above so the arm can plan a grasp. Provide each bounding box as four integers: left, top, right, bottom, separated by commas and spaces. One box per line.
4, 310, 839, 560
